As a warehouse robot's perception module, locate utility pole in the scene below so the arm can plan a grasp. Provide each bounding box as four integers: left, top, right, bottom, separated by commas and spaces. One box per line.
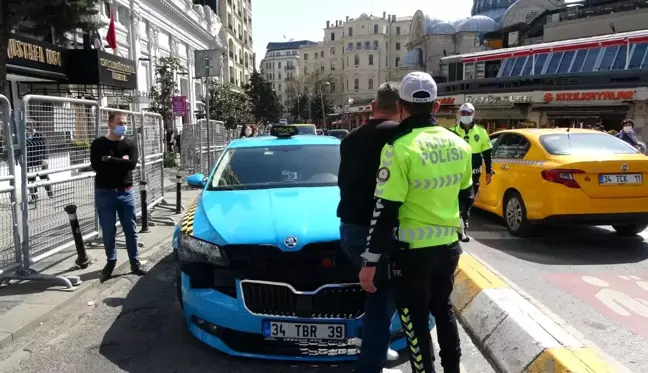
204, 56, 212, 172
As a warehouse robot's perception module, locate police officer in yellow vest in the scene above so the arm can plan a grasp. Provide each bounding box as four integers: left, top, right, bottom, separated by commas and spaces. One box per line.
449, 103, 493, 240
359, 72, 474, 373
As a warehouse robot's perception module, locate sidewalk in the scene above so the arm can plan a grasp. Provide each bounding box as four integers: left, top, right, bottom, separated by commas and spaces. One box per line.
0, 177, 200, 350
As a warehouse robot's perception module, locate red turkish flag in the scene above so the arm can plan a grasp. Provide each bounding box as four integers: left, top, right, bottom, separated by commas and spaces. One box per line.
105, 8, 117, 51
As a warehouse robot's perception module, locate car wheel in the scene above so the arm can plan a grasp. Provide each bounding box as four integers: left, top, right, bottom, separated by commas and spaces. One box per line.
503, 191, 533, 237
176, 266, 184, 310
612, 224, 648, 236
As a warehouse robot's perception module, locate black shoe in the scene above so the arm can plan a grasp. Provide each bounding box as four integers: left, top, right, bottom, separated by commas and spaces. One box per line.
100, 260, 117, 283
131, 261, 147, 276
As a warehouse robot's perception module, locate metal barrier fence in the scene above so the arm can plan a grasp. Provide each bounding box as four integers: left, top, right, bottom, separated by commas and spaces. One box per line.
0, 95, 176, 289
0, 95, 22, 277
179, 120, 227, 176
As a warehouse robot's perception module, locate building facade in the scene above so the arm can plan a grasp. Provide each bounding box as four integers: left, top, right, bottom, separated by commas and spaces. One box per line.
218, 0, 254, 91
298, 12, 413, 108
95, 0, 226, 131
260, 40, 318, 116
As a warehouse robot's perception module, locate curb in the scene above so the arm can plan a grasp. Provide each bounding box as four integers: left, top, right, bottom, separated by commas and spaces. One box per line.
0, 234, 175, 351
452, 253, 620, 373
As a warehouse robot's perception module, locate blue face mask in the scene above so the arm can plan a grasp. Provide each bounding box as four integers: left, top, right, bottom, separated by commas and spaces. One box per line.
113, 125, 127, 136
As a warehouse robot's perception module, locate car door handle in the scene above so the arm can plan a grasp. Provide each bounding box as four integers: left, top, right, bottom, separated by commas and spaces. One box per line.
500, 165, 509, 170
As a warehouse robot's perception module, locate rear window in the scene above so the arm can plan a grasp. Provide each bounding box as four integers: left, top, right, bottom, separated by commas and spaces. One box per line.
539, 133, 639, 155
296, 125, 316, 135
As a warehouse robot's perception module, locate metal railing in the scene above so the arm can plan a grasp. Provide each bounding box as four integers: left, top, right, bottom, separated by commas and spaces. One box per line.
179, 120, 228, 176
0, 95, 22, 278
0, 95, 178, 290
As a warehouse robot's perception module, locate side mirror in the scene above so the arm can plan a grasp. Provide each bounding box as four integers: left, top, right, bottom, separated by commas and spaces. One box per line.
186, 173, 206, 189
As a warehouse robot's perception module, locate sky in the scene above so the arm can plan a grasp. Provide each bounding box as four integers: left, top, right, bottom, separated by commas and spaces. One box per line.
251, 0, 475, 69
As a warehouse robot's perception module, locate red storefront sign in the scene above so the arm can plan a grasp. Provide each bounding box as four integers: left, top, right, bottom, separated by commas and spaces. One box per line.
172, 96, 188, 116
543, 90, 635, 103
438, 97, 456, 105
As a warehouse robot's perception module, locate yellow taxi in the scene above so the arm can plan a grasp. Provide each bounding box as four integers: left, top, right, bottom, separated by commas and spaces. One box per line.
473, 128, 648, 237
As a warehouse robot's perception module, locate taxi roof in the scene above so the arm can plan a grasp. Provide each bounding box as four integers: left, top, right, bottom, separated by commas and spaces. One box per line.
227, 135, 340, 148
493, 128, 604, 139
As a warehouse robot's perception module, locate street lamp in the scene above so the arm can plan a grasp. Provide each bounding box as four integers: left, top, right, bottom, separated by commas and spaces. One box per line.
320, 82, 330, 128
346, 97, 354, 130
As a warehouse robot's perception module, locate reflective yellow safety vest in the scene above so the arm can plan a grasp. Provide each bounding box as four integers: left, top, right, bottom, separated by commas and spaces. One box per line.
449, 123, 492, 154
375, 126, 473, 248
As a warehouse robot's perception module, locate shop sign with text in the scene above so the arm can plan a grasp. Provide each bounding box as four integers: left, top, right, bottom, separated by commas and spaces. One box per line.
543, 90, 635, 103
67, 50, 137, 90
6, 35, 66, 75
437, 97, 456, 105
466, 94, 532, 105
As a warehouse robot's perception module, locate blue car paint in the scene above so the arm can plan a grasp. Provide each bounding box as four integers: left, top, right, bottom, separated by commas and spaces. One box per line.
172, 134, 423, 361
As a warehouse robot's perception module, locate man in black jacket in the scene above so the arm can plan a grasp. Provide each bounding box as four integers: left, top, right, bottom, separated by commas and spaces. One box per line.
337, 82, 403, 373
25, 121, 53, 203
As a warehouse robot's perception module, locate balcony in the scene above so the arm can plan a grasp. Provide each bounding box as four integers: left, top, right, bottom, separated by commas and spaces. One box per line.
285, 65, 296, 70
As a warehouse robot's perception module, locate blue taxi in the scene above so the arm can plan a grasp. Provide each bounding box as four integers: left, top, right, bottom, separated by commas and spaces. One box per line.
173, 126, 407, 361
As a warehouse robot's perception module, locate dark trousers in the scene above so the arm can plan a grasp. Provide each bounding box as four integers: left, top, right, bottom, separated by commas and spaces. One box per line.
340, 223, 396, 373
392, 242, 462, 373
462, 172, 481, 220
28, 165, 53, 198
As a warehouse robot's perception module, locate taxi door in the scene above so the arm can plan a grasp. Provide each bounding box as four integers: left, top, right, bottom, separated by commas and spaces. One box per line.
476, 134, 516, 208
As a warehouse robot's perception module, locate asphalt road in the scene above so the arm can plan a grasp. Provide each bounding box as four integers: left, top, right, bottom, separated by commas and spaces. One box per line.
464, 210, 648, 373
0, 252, 496, 373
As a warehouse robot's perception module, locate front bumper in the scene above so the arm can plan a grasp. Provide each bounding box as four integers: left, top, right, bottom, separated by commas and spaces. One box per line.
180, 272, 407, 361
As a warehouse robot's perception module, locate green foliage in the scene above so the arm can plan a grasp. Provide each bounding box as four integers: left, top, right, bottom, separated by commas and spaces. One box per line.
148, 57, 186, 130
205, 82, 253, 129
244, 71, 283, 124
289, 93, 334, 126
0, 0, 102, 93
163, 152, 178, 168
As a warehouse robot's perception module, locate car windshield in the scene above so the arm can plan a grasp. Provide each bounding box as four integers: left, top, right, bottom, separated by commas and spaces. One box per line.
539, 133, 640, 156
295, 126, 316, 135
208, 145, 340, 190
328, 130, 348, 139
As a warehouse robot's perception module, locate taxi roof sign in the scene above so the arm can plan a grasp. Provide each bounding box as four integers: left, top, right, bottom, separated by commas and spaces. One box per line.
270, 125, 298, 138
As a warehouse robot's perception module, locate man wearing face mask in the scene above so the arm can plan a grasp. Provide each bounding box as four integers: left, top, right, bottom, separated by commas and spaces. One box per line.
616, 119, 640, 149
90, 112, 147, 282
449, 103, 492, 240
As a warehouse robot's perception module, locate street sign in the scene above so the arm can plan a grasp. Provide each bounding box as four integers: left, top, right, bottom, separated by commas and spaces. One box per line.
172, 96, 187, 117
194, 49, 222, 78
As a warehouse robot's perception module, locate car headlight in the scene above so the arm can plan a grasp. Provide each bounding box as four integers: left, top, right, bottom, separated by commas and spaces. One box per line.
178, 234, 228, 266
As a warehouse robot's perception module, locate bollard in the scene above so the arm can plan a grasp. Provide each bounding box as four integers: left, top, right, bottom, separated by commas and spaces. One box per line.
139, 180, 151, 233
64, 204, 92, 269
175, 174, 182, 214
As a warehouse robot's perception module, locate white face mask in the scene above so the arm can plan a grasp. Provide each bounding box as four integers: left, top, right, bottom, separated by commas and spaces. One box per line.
623, 126, 632, 133
460, 116, 474, 125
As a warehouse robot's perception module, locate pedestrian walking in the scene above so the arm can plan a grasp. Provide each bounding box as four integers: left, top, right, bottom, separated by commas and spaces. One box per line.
90, 112, 147, 283
359, 72, 474, 373
448, 103, 493, 241
337, 82, 403, 373
25, 120, 53, 204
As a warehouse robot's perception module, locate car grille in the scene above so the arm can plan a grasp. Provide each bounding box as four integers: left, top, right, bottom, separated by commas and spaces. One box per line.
221, 242, 359, 291
241, 281, 365, 319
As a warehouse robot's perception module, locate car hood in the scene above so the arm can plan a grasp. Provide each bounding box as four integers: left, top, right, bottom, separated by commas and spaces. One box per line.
191, 187, 341, 251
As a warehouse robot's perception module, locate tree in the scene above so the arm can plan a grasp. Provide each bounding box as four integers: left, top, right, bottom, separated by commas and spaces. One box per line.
148, 57, 186, 131
0, 0, 101, 94
244, 71, 283, 124
289, 93, 333, 126
205, 81, 253, 129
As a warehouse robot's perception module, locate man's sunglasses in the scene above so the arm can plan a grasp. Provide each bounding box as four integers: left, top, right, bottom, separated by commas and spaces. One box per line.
459, 111, 474, 116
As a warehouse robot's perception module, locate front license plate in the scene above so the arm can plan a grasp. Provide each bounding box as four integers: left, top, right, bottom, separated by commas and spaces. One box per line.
262, 321, 346, 340
599, 173, 643, 185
